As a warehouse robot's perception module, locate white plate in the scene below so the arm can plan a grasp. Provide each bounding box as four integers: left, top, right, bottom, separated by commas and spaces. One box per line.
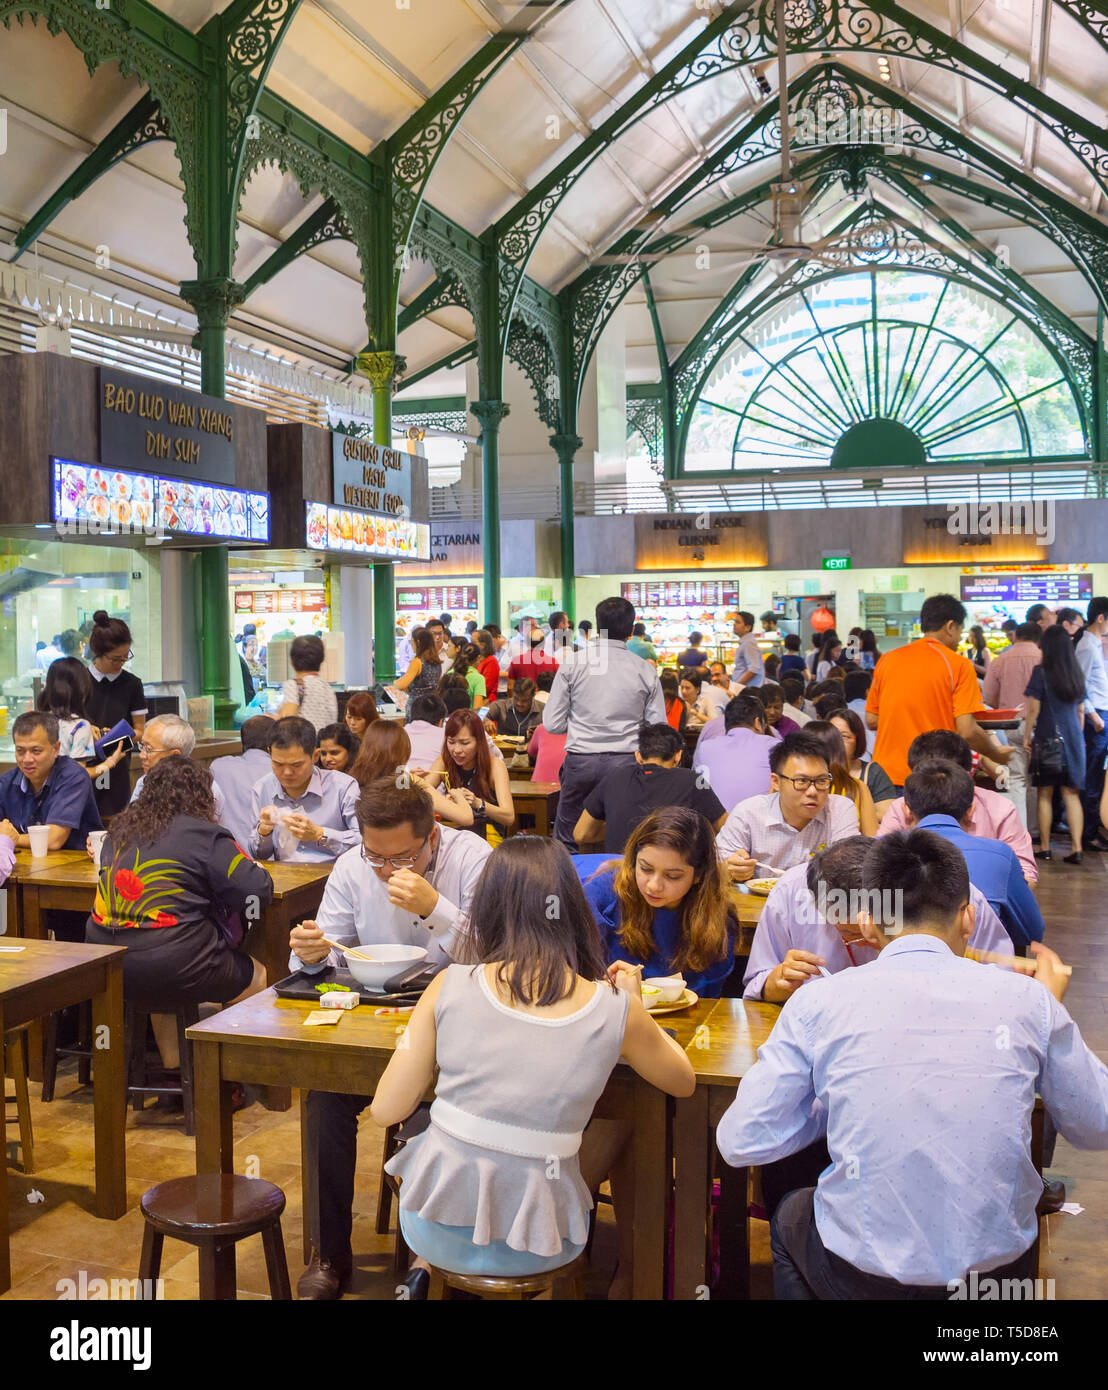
643, 988, 699, 1015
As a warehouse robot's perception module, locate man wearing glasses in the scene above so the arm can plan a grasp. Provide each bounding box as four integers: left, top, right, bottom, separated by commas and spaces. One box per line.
716, 731, 859, 880
250, 717, 359, 862
742, 836, 1011, 1004
288, 777, 492, 1300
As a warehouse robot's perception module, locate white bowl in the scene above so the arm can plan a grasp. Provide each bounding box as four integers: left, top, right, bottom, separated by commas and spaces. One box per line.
645, 974, 686, 1003
344, 944, 428, 991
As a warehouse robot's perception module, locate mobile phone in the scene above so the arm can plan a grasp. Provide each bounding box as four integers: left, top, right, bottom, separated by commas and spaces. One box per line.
103, 736, 134, 756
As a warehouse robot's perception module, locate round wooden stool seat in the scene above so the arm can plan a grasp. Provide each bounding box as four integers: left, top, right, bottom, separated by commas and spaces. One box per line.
428, 1251, 588, 1301
138, 1175, 292, 1300
141, 1174, 286, 1239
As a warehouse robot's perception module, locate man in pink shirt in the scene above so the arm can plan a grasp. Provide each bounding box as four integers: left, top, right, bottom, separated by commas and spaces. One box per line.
876, 729, 1037, 883
982, 622, 1041, 829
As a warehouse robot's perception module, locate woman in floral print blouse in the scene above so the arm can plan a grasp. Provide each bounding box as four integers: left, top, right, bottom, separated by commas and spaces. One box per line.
85, 757, 273, 1069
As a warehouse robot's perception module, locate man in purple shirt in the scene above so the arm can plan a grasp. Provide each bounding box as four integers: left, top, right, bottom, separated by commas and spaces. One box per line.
692, 693, 775, 813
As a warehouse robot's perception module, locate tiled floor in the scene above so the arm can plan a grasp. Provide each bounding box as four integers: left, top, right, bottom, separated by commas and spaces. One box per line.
4, 849, 1106, 1301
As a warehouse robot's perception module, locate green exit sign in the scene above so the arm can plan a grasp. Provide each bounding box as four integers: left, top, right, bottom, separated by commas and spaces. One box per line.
822, 555, 851, 571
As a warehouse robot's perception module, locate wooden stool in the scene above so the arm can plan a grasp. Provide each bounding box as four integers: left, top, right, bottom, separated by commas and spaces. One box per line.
126, 1004, 200, 1135
374, 1124, 411, 1278
4, 1025, 35, 1172
40, 1000, 92, 1102
139, 1174, 291, 1301
427, 1251, 587, 1301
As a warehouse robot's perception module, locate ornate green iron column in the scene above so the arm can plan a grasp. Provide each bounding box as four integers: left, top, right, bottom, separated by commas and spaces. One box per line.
470, 401, 510, 624
358, 351, 404, 683
181, 279, 246, 728
550, 432, 583, 623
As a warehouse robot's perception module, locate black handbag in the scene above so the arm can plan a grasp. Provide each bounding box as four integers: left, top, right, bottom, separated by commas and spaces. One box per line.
1030, 734, 1066, 779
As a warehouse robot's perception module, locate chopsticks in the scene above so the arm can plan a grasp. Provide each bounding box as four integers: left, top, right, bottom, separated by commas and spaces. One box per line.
965, 946, 1072, 977
318, 935, 376, 963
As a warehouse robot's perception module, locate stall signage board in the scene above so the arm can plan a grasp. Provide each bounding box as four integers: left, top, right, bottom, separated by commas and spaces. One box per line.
332, 435, 428, 521
960, 572, 1092, 605
901, 506, 1050, 563
54, 458, 268, 541
634, 512, 769, 569
235, 589, 327, 614
621, 580, 740, 607
306, 502, 430, 562
99, 368, 236, 485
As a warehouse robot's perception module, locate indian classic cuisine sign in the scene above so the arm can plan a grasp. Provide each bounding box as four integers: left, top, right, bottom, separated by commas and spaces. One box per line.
634, 512, 769, 569
99, 367, 236, 484
332, 435, 413, 516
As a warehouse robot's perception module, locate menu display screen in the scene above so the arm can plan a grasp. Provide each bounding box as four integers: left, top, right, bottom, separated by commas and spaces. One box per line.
621, 580, 740, 607
960, 573, 1092, 604
235, 589, 327, 615
53, 459, 269, 541
397, 586, 479, 611
306, 502, 431, 561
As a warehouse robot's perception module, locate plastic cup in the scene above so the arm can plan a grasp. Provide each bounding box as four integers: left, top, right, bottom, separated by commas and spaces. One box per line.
28, 825, 51, 859
89, 830, 108, 869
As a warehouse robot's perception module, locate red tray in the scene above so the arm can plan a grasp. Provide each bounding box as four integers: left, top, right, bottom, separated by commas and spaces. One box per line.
972, 708, 1019, 722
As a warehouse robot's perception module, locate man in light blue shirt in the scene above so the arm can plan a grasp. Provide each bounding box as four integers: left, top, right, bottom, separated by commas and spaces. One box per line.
543, 596, 665, 847
250, 716, 359, 862
718, 828, 1108, 1298
210, 715, 274, 848
729, 610, 764, 689
904, 760, 1045, 950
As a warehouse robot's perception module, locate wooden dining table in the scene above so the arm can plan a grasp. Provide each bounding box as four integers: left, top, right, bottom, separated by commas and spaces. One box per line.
508, 781, 559, 837
6, 848, 332, 1100
0, 937, 126, 1293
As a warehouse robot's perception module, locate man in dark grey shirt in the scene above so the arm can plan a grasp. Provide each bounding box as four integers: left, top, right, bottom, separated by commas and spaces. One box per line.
542, 595, 666, 846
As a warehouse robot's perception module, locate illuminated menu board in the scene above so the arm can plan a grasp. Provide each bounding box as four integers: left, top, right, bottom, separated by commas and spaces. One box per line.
305, 502, 431, 561
53, 459, 269, 541
621, 580, 740, 607
960, 573, 1092, 604
396, 586, 479, 612
234, 589, 327, 614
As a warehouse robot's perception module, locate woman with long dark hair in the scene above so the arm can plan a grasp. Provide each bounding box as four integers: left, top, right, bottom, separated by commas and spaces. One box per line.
815, 635, 844, 682
829, 707, 897, 820
583, 806, 737, 996
660, 669, 687, 735
802, 720, 878, 835
317, 722, 358, 773
472, 629, 501, 703
450, 642, 486, 711
968, 624, 991, 681
858, 629, 880, 671
85, 757, 271, 1068
394, 627, 442, 721
372, 836, 694, 1295
1025, 624, 1086, 862
425, 709, 514, 844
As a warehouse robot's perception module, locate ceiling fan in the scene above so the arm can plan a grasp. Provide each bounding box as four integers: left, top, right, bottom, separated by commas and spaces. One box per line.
592, 0, 895, 281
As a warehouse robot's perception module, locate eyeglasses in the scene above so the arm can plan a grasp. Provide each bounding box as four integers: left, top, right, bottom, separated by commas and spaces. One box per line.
778, 774, 833, 792
360, 838, 429, 870
138, 742, 164, 755
103, 650, 133, 665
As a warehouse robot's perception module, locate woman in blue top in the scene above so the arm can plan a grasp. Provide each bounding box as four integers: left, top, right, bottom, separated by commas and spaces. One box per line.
583, 805, 736, 996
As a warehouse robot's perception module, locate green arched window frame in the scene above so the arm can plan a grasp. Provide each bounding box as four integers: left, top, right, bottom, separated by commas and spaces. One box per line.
678, 268, 1092, 475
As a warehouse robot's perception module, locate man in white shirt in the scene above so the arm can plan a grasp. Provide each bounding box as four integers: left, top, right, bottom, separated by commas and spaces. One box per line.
717, 828, 1108, 1298
289, 778, 492, 1300
209, 715, 274, 848
716, 731, 859, 878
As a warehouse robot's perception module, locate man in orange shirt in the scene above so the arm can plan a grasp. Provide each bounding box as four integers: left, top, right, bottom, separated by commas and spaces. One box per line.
865, 594, 1014, 789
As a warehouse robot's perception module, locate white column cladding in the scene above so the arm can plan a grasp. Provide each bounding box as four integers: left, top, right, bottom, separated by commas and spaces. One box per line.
594, 307, 628, 486
156, 548, 195, 688
342, 565, 373, 686
127, 544, 162, 682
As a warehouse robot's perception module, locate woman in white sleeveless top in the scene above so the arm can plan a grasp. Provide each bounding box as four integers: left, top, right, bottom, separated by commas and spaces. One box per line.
372, 836, 695, 1289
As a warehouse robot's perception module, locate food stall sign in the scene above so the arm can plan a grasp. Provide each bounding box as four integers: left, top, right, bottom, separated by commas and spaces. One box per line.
100, 368, 236, 485
305, 502, 431, 561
